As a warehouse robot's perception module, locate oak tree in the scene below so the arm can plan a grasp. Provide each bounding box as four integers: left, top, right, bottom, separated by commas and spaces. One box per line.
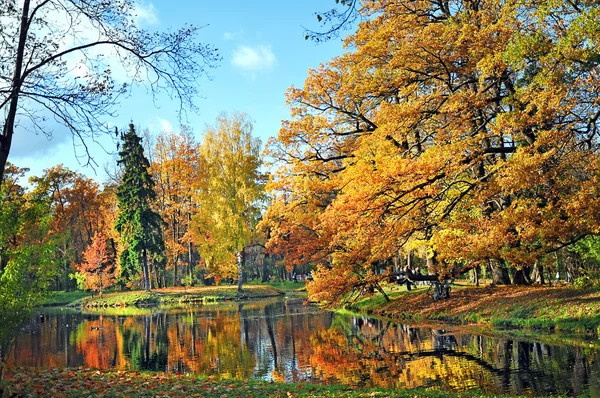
265, 0, 600, 304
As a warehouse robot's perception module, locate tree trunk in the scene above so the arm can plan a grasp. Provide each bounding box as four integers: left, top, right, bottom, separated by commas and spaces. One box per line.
426, 250, 436, 271
489, 259, 511, 285
261, 252, 270, 283
513, 266, 532, 285
0, 0, 30, 184
188, 212, 194, 284
471, 266, 480, 286
64, 242, 70, 292
237, 249, 244, 293
142, 248, 150, 292
531, 261, 545, 285
98, 270, 103, 297
173, 218, 178, 287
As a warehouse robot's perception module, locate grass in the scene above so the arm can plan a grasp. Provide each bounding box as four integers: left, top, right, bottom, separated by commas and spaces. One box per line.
246, 279, 308, 293
43, 291, 92, 306
0, 367, 519, 398
67, 285, 284, 308
346, 282, 600, 337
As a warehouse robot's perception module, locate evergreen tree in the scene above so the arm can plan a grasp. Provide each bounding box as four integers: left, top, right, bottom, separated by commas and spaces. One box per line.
115, 123, 164, 291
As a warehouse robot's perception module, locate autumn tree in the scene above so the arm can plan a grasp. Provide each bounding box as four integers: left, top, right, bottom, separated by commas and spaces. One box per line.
0, 0, 220, 183
151, 128, 201, 286
74, 232, 116, 295
264, 0, 600, 304
115, 123, 164, 291
0, 164, 58, 379
29, 165, 105, 290
191, 112, 265, 292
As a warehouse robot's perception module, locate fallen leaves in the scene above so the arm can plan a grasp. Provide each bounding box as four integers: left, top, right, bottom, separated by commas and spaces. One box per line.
0, 367, 493, 397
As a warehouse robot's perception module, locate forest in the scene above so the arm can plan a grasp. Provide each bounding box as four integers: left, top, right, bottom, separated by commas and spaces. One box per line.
2, 0, 600, 395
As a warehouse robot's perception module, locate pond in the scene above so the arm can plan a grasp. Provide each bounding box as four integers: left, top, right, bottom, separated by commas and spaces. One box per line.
8, 297, 600, 396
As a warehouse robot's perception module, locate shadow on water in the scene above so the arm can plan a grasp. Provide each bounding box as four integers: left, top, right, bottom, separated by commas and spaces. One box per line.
8, 298, 600, 396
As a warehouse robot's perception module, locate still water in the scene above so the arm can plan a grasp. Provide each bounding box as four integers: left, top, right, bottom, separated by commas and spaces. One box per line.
9, 297, 600, 396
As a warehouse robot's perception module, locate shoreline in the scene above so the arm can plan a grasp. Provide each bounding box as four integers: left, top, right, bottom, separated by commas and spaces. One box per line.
342, 283, 600, 339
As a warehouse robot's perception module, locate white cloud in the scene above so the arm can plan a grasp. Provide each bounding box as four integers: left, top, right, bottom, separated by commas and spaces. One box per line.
134, 2, 159, 27
158, 118, 174, 133
223, 30, 243, 41
231, 45, 277, 72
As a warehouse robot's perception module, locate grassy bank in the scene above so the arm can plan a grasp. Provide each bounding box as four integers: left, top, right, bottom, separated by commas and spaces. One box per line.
349, 284, 600, 336
0, 367, 514, 397
43, 291, 92, 306
65, 285, 284, 308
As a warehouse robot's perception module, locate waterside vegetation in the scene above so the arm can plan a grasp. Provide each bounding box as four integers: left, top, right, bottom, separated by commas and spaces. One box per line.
64, 285, 285, 308
347, 283, 600, 337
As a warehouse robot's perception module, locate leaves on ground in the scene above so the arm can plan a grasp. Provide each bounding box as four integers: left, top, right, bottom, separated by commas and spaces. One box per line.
1, 367, 510, 398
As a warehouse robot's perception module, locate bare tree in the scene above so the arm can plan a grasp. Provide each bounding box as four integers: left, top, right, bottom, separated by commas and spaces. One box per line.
0, 0, 220, 183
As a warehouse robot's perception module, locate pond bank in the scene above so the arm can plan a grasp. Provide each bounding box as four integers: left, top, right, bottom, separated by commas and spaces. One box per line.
348, 284, 600, 337
0, 367, 516, 397
65, 285, 285, 308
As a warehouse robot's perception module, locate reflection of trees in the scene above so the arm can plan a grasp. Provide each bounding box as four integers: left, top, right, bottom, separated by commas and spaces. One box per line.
12, 303, 600, 396
309, 317, 600, 396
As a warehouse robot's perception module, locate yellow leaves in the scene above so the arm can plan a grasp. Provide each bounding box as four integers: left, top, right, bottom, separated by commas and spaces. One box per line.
191, 112, 265, 280
265, 0, 600, 303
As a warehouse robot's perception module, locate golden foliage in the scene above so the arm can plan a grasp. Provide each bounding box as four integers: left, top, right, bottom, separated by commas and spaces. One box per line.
264, 0, 600, 300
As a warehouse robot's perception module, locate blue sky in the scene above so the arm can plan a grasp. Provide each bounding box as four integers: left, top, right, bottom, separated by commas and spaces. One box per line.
11, 0, 348, 184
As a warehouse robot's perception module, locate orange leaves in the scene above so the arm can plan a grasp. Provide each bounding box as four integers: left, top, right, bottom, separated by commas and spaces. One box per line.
265, 0, 600, 301
75, 232, 117, 293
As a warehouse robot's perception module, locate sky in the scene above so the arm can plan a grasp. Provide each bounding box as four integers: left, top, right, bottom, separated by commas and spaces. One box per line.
10, 0, 349, 184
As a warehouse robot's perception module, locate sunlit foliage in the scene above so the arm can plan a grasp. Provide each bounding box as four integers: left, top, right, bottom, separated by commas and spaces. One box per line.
264, 0, 600, 302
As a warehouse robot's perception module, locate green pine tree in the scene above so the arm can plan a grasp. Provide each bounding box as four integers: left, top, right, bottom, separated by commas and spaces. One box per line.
115, 123, 165, 291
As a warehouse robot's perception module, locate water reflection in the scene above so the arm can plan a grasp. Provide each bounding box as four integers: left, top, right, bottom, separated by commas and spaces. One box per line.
9, 298, 600, 396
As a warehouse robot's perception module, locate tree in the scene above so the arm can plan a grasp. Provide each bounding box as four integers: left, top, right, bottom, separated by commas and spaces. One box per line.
0, 164, 58, 380
115, 123, 164, 291
73, 231, 116, 295
264, 0, 600, 304
150, 128, 201, 286
191, 112, 265, 292
29, 165, 105, 290
0, 0, 220, 184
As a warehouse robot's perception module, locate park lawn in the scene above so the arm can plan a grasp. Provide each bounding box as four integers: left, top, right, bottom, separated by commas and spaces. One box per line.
353, 283, 600, 336
0, 367, 517, 398
66, 285, 283, 308
43, 291, 93, 306
246, 279, 308, 292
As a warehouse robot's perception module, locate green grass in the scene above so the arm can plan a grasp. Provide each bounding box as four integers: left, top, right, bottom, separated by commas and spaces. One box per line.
67, 285, 284, 308
43, 291, 92, 306
246, 279, 307, 292
0, 367, 519, 398
342, 283, 600, 338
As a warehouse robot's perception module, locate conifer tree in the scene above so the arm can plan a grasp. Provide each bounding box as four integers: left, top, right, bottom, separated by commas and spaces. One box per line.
115, 123, 164, 291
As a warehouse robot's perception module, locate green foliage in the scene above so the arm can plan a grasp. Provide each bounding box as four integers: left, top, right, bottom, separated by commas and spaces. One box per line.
69, 272, 88, 291
571, 236, 600, 287
0, 173, 59, 375
115, 124, 165, 289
